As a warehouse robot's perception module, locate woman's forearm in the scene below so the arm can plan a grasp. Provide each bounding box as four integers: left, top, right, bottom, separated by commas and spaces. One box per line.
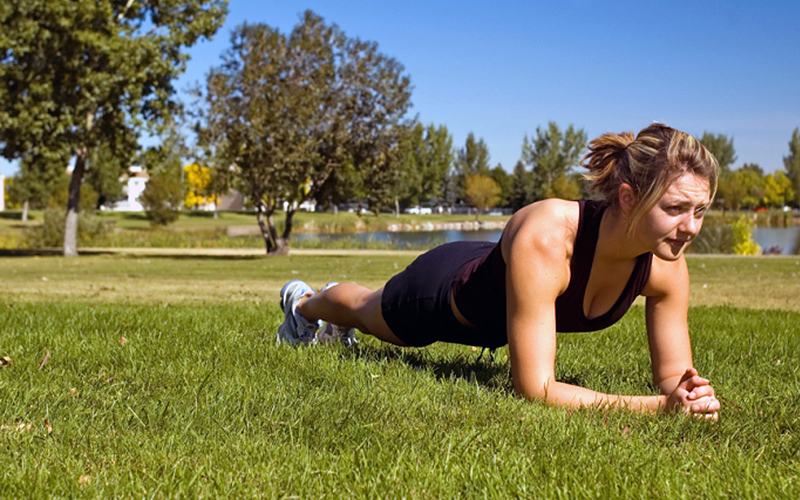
535, 380, 668, 413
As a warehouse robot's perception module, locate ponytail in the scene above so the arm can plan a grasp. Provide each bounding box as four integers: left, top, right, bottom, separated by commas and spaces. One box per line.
582, 131, 636, 203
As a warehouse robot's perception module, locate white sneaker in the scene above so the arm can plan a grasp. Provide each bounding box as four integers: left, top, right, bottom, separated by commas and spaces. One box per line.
277, 280, 320, 344
317, 282, 359, 347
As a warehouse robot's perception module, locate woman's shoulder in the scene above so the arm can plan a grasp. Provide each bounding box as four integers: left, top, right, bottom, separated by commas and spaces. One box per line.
643, 254, 690, 298
508, 198, 580, 234
503, 199, 581, 259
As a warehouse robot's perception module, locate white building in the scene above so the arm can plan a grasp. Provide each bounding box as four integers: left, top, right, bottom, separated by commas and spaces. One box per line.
282, 199, 317, 212
113, 166, 149, 211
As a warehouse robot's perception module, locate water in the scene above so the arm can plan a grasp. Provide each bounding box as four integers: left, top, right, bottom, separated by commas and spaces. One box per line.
753, 226, 800, 254
294, 226, 800, 254
293, 229, 503, 248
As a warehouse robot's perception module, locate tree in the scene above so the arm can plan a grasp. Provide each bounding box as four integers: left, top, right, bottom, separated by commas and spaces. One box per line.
551, 173, 582, 201
521, 122, 586, 201
740, 162, 764, 177
784, 127, 800, 206
386, 123, 424, 215
736, 167, 764, 209
464, 174, 500, 221
196, 12, 411, 254
85, 143, 125, 210
700, 132, 737, 172
489, 165, 512, 207
48, 175, 99, 213
762, 170, 795, 208
0, 0, 228, 256
453, 133, 491, 203
509, 160, 531, 211
184, 163, 218, 209
8, 148, 69, 220
142, 124, 189, 186
392, 122, 453, 211
416, 124, 454, 206
139, 173, 183, 226
204, 162, 235, 218
717, 163, 769, 210
457, 133, 491, 177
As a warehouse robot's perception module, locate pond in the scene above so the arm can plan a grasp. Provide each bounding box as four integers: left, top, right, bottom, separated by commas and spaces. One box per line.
753, 226, 800, 254
294, 226, 800, 254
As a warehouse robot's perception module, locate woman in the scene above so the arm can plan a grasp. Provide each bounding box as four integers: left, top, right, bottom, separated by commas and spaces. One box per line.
278, 123, 721, 418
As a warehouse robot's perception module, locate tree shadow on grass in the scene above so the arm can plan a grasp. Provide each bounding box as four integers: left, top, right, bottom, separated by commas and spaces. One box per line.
343, 342, 513, 393
141, 255, 266, 261
119, 213, 150, 221
0, 211, 23, 220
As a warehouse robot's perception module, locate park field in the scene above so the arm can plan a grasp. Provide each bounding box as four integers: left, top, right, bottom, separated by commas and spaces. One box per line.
1, 253, 799, 497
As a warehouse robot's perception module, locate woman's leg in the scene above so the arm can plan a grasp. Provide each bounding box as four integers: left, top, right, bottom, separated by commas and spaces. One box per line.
297, 284, 407, 346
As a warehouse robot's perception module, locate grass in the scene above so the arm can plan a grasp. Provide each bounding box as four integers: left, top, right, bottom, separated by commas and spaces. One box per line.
0, 209, 506, 252
0, 254, 799, 497
0, 209, 508, 232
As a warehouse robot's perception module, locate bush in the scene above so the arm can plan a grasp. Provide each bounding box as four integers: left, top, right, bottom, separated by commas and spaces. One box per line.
139, 174, 183, 226
731, 215, 761, 255
24, 209, 112, 248
690, 215, 734, 254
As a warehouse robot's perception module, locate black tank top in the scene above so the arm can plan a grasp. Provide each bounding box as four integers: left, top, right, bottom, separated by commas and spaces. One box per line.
451, 200, 653, 344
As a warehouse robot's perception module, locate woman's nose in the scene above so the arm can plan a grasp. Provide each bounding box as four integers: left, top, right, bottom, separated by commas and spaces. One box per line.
681, 214, 702, 235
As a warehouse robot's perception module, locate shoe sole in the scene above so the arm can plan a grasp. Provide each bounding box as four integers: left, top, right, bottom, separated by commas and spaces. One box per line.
279, 279, 302, 313
278, 280, 308, 344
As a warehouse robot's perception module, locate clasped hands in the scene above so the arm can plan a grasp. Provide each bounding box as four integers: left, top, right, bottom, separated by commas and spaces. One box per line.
666, 368, 720, 420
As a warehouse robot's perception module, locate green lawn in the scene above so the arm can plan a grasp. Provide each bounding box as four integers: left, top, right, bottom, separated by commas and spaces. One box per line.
1, 255, 798, 497
1, 209, 510, 251
1, 208, 508, 232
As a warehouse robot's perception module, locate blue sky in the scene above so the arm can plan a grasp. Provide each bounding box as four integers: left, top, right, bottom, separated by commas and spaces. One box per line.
2, 0, 798, 177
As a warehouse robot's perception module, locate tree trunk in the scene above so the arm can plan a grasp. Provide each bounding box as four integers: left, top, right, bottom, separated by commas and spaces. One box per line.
256, 206, 273, 254
395, 199, 399, 218
270, 208, 293, 255
255, 205, 288, 256
22, 200, 29, 222
63, 148, 87, 257
64, 112, 93, 257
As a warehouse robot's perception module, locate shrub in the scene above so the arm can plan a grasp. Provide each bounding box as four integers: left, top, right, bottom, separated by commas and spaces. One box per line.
24, 209, 112, 248
690, 214, 734, 254
139, 174, 183, 226
731, 215, 761, 255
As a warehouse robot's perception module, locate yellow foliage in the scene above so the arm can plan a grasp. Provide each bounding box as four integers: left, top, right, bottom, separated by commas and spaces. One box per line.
465, 174, 501, 211
731, 215, 760, 255
183, 164, 218, 208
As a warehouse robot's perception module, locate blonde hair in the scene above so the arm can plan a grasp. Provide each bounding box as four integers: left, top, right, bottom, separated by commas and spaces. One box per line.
582, 123, 719, 234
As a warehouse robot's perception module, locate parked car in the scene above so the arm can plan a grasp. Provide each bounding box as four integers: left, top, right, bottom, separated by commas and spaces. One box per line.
405, 206, 432, 215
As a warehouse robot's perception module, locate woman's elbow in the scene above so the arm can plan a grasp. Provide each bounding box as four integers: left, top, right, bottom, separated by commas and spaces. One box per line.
512, 375, 552, 402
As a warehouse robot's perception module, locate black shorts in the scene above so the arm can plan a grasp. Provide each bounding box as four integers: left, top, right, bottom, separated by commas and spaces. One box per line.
380, 241, 497, 347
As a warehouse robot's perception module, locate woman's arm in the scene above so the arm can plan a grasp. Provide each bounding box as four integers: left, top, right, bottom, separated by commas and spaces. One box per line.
643, 256, 720, 418
504, 202, 666, 413
503, 202, 718, 416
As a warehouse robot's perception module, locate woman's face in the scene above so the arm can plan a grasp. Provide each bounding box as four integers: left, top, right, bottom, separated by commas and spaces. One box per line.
636, 171, 711, 261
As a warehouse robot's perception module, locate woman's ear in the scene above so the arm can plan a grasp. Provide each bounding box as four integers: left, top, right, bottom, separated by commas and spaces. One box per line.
618, 183, 635, 215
